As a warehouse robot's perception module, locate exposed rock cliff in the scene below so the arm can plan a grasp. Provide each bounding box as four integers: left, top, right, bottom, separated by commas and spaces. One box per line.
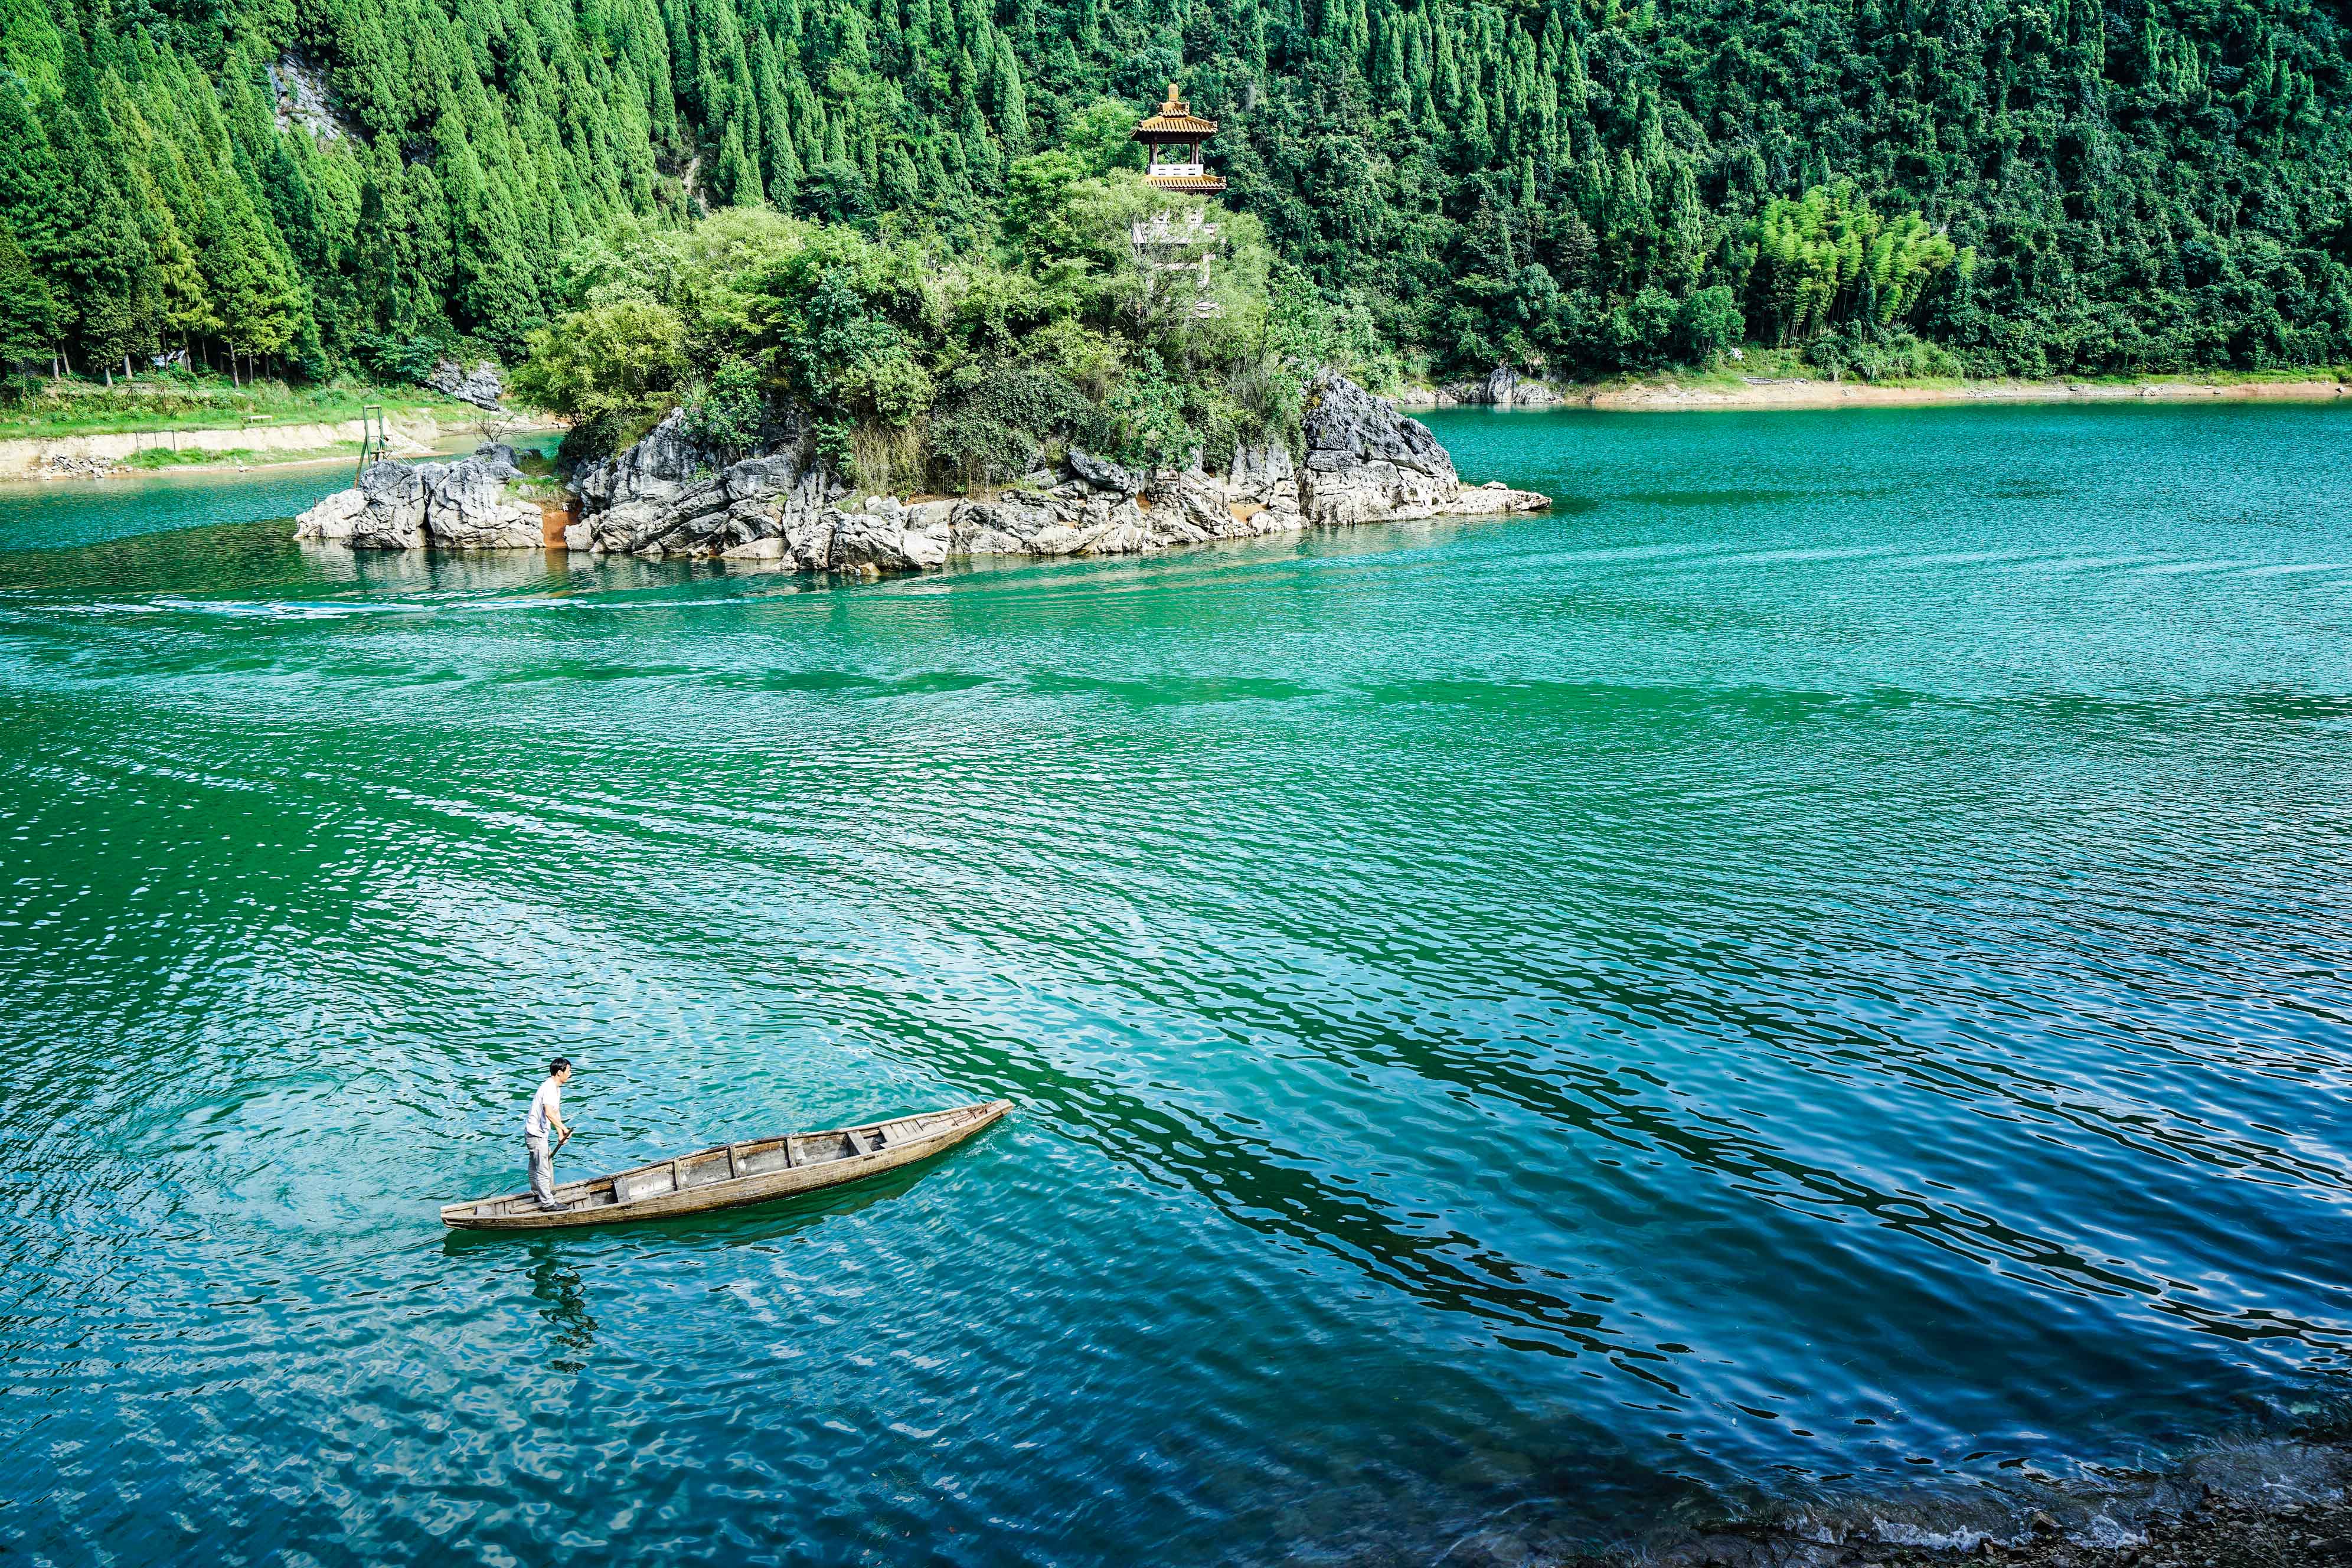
1396, 365, 1566, 409
1296, 368, 1550, 522
427, 359, 505, 411
293, 373, 1547, 572
294, 444, 543, 549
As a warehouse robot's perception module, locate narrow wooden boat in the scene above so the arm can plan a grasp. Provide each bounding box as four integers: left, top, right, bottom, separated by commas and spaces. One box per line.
440, 1099, 1013, 1230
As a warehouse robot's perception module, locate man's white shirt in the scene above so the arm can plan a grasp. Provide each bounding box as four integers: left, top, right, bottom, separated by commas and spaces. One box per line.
525, 1078, 562, 1138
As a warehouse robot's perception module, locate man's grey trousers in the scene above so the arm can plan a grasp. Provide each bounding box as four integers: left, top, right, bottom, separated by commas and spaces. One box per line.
526, 1132, 556, 1206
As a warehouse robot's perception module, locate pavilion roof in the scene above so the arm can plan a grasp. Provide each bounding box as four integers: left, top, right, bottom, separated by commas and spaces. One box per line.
1135, 83, 1218, 137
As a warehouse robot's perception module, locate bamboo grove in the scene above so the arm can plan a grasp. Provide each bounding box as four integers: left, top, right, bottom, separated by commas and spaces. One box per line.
0, 0, 2346, 386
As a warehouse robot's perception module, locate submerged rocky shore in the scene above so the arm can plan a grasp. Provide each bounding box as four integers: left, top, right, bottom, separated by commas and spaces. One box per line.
292, 370, 1547, 570
1440, 1438, 2352, 1568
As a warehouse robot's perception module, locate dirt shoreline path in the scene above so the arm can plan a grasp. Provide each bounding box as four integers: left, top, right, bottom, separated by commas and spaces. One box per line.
0, 406, 554, 479
0, 414, 563, 481
0, 411, 459, 480
1406, 375, 2350, 414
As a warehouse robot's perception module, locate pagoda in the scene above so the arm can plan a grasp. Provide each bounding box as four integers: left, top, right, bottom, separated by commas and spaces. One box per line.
1135, 83, 1226, 195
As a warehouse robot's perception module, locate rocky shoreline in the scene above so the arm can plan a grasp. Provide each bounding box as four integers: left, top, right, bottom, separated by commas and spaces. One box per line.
1393, 364, 1570, 409
292, 370, 1549, 570
1439, 1438, 2352, 1568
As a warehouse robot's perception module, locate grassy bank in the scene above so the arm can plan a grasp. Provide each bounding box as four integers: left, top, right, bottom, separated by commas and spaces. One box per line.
0, 372, 484, 444
1622, 347, 2344, 390
119, 443, 368, 471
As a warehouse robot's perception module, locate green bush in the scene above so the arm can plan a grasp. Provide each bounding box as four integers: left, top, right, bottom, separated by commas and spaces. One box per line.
521, 183, 1291, 483
681, 357, 769, 458
926, 365, 1106, 488
1674, 288, 1743, 367
510, 299, 690, 460
1804, 329, 1964, 382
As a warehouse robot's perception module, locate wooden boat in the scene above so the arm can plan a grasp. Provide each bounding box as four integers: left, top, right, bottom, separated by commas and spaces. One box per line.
440, 1099, 1013, 1230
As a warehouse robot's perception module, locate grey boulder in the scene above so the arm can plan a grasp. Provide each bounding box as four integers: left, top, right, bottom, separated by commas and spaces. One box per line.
1066, 447, 1143, 496
294, 443, 542, 550
1295, 369, 1549, 525
427, 358, 505, 411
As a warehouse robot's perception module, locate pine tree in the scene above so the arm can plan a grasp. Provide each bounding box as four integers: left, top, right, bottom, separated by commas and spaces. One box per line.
49, 103, 160, 377
0, 216, 57, 370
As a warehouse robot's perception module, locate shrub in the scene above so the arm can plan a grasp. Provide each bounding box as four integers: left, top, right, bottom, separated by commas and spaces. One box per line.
509, 299, 690, 458
1804, 328, 1963, 381
1674, 287, 1743, 365
681, 357, 769, 456
926, 364, 1106, 488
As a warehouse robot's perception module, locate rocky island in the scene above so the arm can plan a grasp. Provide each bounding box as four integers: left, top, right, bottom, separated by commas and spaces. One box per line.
293, 371, 1547, 573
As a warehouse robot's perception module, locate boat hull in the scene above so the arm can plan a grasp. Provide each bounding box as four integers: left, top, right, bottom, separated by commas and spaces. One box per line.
440, 1099, 1012, 1230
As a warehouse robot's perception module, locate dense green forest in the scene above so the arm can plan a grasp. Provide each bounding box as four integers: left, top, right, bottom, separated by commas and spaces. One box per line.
1, 0, 2347, 407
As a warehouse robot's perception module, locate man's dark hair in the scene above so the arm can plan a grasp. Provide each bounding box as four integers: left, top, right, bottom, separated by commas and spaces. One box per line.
549, 1057, 572, 1076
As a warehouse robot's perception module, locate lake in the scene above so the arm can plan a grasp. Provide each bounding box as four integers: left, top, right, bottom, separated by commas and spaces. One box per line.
4, 401, 2350, 1566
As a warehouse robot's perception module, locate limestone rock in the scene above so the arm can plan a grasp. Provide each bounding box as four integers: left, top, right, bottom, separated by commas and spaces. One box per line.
423, 445, 542, 548
1301, 368, 1453, 479
1298, 371, 1458, 524
294, 443, 542, 550
268, 55, 349, 141
1444, 479, 1554, 516
1434, 364, 1561, 407
1066, 447, 1143, 496
952, 494, 1065, 551
312, 378, 1547, 573
573, 411, 832, 557
292, 485, 367, 543
574, 409, 707, 519
1294, 370, 1550, 525
345, 461, 428, 549
783, 510, 837, 571
1226, 439, 1296, 495
1025, 524, 1096, 557
1091, 520, 1154, 555
427, 358, 504, 411
831, 502, 949, 573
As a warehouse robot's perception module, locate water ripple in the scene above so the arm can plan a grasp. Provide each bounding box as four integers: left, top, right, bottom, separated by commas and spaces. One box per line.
4, 402, 2352, 1566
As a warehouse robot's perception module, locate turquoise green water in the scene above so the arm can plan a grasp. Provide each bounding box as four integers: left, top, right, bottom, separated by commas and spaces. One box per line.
0, 432, 560, 554
4, 403, 2351, 1566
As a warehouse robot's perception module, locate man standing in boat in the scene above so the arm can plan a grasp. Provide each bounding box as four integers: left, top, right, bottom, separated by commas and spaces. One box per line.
524, 1058, 573, 1213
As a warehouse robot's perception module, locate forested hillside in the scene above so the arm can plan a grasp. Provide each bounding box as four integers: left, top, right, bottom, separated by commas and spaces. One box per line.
1, 0, 2347, 393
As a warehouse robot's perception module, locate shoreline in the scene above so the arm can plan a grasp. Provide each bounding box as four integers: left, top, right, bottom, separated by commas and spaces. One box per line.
292, 371, 1551, 569
1442, 1435, 2352, 1568
1399, 374, 2351, 414
0, 422, 559, 485
0, 394, 541, 481
12, 371, 2340, 485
